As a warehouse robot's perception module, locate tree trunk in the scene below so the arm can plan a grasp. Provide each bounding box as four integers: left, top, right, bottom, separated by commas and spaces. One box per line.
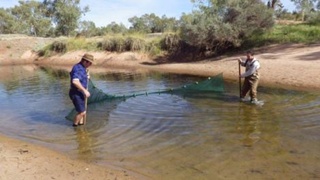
271, 0, 277, 9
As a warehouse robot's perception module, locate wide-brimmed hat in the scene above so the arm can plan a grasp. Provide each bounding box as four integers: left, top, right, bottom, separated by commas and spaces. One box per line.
82, 53, 95, 64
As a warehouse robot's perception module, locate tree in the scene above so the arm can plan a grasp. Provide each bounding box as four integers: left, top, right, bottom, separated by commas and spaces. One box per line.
77, 20, 97, 37
128, 13, 179, 33
0, 8, 15, 34
128, 14, 153, 33
290, 0, 319, 21
10, 1, 51, 36
160, 15, 179, 32
129, 13, 154, 33
267, 0, 279, 9
180, 0, 274, 54
43, 0, 89, 36
0, 1, 51, 36
105, 22, 128, 34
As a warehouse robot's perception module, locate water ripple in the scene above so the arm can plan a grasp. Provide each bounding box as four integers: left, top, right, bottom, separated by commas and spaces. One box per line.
1, 66, 320, 180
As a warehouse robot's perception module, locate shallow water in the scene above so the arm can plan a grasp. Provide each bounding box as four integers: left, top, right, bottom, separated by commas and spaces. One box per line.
0, 65, 319, 179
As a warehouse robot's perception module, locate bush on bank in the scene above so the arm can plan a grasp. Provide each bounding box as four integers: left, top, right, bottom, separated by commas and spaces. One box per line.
38, 23, 320, 60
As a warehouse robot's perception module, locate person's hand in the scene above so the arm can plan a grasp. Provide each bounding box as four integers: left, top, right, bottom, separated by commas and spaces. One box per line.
83, 89, 91, 98
87, 70, 90, 79
238, 58, 242, 63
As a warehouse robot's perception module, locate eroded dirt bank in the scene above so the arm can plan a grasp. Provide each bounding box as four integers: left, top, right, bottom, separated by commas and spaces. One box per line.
2, 35, 320, 91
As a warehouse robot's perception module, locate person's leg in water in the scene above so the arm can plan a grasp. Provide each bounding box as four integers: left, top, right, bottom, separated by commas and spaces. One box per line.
240, 78, 250, 101
249, 78, 259, 102
70, 91, 86, 126
74, 111, 86, 126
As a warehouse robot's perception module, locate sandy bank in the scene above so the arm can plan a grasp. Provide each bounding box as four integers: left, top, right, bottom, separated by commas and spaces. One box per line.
35, 43, 320, 92
0, 134, 137, 180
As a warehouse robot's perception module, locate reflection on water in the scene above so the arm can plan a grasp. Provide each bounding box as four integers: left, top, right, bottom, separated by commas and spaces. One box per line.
0, 65, 320, 180
74, 127, 96, 162
237, 105, 261, 147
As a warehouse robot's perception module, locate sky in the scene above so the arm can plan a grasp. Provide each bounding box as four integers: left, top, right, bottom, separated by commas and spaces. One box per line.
1, 0, 296, 27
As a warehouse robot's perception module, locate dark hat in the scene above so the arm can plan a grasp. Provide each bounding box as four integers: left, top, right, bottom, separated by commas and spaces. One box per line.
82, 53, 95, 64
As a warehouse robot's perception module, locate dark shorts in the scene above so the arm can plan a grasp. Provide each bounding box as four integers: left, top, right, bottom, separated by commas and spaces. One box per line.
69, 89, 85, 113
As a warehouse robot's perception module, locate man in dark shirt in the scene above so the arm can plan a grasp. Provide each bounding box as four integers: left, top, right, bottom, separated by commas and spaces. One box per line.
69, 53, 94, 126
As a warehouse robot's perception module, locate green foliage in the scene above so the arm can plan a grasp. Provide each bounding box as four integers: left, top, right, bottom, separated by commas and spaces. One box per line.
38, 37, 96, 56
277, 10, 299, 20
50, 41, 67, 53
37, 40, 66, 57
97, 34, 155, 53
290, 0, 319, 21
125, 37, 146, 51
307, 11, 320, 24
77, 21, 97, 37
160, 33, 181, 52
97, 36, 126, 52
43, 0, 88, 36
0, 1, 51, 36
39, 33, 164, 57
145, 42, 162, 56
180, 0, 275, 55
1, 0, 87, 37
102, 22, 128, 34
128, 15, 152, 33
14, 1, 51, 36
0, 8, 15, 34
128, 13, 179, 33
66, 38, 97, 51
26, 0, 319, 60
243, 23, 320, 47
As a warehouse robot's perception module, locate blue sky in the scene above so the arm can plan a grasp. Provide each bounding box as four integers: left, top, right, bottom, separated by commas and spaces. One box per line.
1, 0, 296, 27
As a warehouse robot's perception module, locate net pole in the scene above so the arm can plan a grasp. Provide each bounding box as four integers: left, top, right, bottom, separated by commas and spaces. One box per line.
83, 70, 89, 125
83, 94, 88, 125
238, 61, 242, 98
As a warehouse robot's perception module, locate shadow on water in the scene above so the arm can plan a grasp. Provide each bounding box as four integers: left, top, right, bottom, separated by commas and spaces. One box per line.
0, 65, 320, 180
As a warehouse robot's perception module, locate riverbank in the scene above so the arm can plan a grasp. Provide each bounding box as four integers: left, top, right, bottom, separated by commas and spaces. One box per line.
35, 43, 320, 92
1, 35, 320, 179
2, 35, 320, 91
0, 134, 136, 180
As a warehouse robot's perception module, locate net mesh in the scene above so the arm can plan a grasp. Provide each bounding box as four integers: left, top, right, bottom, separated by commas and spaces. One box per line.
66, 73, 224, 120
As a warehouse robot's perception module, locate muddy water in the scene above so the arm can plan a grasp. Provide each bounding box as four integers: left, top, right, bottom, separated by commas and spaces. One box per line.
0, 65, 319, 179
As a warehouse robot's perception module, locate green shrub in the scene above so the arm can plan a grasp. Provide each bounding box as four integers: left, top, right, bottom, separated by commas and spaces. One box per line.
125, 37, 146, 51
67, 38, 96, 51
243, 23, 320, 48
160, 33, 181, 52
98, 35, 150, 53
180, 1, 274, 54
97, 37, 124, 52
146, 43, 162, 56
50, 41, 67, 53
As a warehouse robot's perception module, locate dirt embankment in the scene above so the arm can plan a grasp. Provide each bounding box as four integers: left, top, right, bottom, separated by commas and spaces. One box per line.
0, 135, 137, 180
2, 34, 319, 91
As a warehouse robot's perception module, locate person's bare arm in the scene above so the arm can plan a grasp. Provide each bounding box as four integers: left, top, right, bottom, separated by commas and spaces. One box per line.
72, 79, 90, 97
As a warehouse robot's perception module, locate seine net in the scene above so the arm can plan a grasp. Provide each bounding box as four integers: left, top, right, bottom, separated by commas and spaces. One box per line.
66, 73, 224, 120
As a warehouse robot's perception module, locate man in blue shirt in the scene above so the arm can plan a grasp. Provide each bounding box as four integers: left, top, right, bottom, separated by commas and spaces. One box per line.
69, 53, 95, 126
